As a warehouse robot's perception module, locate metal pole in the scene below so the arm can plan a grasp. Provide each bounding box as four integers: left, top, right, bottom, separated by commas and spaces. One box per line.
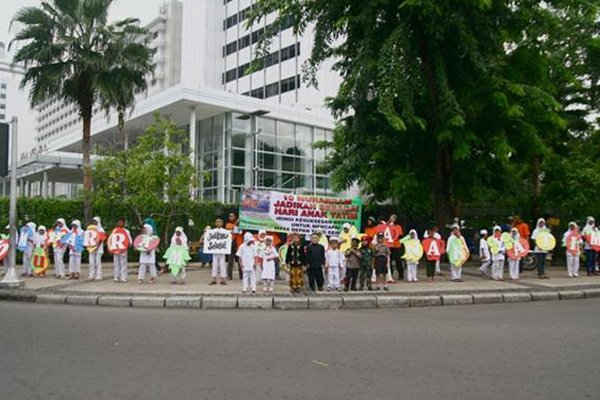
1, 117, 24, 288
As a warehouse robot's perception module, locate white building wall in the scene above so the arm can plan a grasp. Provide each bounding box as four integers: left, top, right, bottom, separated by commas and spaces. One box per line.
0, 42, 37, 159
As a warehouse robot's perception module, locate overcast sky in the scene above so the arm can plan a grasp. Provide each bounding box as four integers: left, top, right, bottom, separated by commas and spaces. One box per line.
0, 0, 167, 52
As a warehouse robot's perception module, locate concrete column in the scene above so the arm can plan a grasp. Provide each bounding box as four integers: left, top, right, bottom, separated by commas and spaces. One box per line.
18, 179, 23, 197
27, 181, 31, 198
42, 171, 49, 198
2, 178, 6, 197
51, 182, 56, 197
189, 106, 197, 199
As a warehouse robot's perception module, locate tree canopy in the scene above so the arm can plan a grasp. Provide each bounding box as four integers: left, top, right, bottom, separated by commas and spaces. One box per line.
11, 0, 153, 222
250, 0, 600, 226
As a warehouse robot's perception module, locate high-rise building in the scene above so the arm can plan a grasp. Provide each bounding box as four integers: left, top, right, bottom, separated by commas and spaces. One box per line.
0, 41, 37, 159
20, 0, 343, 202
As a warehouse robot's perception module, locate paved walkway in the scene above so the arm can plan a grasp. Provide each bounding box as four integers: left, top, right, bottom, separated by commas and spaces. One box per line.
2, 262, 600, 309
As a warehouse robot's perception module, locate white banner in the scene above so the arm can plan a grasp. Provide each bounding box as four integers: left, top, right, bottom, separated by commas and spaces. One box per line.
202, 228, 232, 255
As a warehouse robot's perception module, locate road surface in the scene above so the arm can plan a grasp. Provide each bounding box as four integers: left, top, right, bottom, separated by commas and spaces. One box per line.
0, 300, 598, 400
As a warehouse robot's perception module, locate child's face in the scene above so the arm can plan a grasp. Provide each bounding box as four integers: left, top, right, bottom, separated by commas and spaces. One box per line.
141, 227, 147, 235
377, 236, 384, 244
330, 241, 339, 249
410, 232, 416, 239
215, 219, 223, 228
117, 220, 125, 228
351, 240, 358, 248
176, 231, 181, 237
292, 235, 300, 244
265, 239, 272, 247
311, 236, 318, 244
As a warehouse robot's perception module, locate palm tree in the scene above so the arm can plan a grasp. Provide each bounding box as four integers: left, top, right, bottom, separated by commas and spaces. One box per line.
10, 0, 153, 221
98, 21, 154, 150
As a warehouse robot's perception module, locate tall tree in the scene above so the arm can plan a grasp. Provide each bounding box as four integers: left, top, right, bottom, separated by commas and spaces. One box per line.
98, 21, 154, 151
10, 0, 153, 222
93, 113, 198, 245
250, 0, 599, 226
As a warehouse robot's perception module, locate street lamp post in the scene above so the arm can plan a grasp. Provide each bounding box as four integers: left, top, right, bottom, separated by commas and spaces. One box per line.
1, 117, 24, 288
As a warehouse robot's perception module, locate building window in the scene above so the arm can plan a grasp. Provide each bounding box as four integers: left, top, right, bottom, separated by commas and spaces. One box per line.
0, 83, 6, 89
0, 114, 5, 120
0, 94, 5, 99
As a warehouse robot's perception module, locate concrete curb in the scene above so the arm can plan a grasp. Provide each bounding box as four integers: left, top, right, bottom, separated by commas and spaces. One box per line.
1, 285, 600, 311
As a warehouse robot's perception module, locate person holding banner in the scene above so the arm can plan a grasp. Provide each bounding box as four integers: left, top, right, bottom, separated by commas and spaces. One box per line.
446, 225, 470, 282
423, 227, 444, 282
401, 229, 423, 283
164, 227, 191, 285
66, 220, 84, 280
582, 216, 598, 276
50, 218, 68, 279
423, 227, 444, 276
18, 222, 36, 277
359, 236, 374, 290
388, 214, 405, 281
344, 237, 362, 291
531, 218, 553, 279
237, 232, 258, 293
506, 227, 527, 280
86, 217, 106, 281
209, 219, 229, 285
488, 226, 506, 281
32, 225, 50, 277
373, 233, 391, 291
137, 224, 159, 284
286, 233, 306, 293
109, 218, 132, 283
478, 229, 491, 277
563, 222, 583, 278
225, 212, 242, 280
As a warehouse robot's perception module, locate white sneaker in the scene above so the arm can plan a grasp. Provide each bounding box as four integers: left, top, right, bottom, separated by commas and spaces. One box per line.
113, 278, 119, 283
95, 277, 102, 281
120, 279, 127, 283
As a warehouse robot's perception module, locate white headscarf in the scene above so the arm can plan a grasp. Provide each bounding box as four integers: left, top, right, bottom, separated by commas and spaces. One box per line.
34, 225, 48, 247
92, 216, 104, 233
143, 223, 154, 236
170, 226, 188, 246
27, 222, 37, 234
56, 218, 66, 228
71, 220, 81, 232
244, 232, 254, 243
408, 229, 419, 240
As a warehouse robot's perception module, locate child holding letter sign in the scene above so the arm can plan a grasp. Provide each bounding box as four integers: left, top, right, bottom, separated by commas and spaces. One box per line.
205, 220, 233, 285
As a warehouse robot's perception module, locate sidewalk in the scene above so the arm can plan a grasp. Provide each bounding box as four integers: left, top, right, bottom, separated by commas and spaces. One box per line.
2, 262, 600, 310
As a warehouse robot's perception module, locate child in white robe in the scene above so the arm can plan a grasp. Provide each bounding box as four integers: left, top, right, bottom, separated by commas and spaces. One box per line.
67, 220, 84, 279
137, 224, 157, 284
237, 232, 257, 293
489, 226, 506, 281
479, 229, 491, 276
259, 236, 278, 292
325, 237, 343, 291
562, 222, 582, 278
507, 228, 522, 280
87, 216, 105, 281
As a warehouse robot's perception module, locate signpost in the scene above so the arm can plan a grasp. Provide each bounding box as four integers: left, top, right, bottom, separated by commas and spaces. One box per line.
1, 117, 24, 288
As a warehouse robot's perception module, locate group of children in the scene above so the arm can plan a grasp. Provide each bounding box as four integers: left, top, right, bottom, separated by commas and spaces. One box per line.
10, 217, 193, 286
478, 217, 600, 281
7, 214, 600, 294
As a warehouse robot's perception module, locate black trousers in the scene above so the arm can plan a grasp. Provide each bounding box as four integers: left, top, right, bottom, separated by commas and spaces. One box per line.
227, 240, 242, 280
390, 248, 404, 280
307, 267, 324, 290
344, 268, 359, 290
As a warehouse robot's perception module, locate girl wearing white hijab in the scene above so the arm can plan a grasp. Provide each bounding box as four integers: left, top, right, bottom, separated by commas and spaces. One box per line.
68, 220, 84, 279
165, 227, 190, 284
489, 226, 506, 281
170, 226, 188, 247
87, 216, 105, 281
52, 218, 68, 278
19, 222, 36, 277
531, 218, 550, 279
138, 224, 157, 283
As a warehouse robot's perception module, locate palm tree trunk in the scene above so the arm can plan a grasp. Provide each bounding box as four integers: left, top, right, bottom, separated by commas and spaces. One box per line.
82, 102, 93, 223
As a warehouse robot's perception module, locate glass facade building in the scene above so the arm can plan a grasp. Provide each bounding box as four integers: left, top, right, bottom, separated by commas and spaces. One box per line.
198, 112, 332, 203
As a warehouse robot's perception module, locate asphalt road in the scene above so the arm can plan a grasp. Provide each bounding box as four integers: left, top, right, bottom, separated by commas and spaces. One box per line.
0, 300, 599, 400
